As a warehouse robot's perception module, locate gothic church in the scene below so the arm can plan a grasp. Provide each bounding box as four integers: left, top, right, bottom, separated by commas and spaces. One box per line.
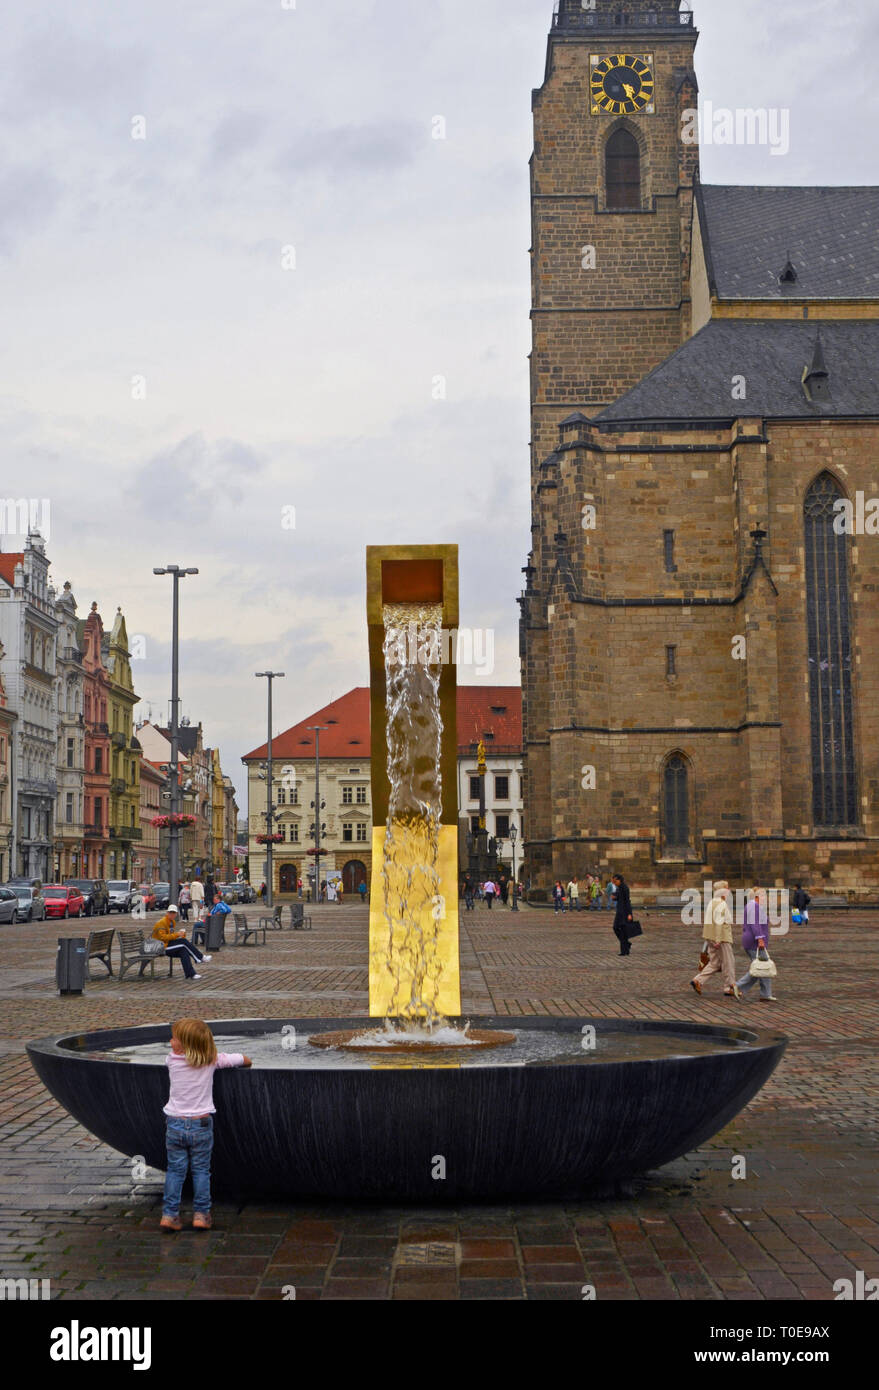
520, 0, 879, 897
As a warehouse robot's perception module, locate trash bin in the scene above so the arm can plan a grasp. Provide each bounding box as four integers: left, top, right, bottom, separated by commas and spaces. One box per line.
205, 914, 225, 952
56, 937, 87, 995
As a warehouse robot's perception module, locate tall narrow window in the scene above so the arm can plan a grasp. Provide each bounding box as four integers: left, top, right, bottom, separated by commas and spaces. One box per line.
664, 756, 689, 850
804, 474, 858, 826
665, 645, 677, 677
664, 529, 676, 573
606, 129, 641, 210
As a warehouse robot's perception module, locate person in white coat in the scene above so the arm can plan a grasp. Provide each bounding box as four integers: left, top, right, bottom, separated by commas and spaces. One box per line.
691, 880, 741, 999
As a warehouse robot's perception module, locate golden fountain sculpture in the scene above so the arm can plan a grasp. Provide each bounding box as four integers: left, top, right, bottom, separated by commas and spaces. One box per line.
366, 545, 462, 1019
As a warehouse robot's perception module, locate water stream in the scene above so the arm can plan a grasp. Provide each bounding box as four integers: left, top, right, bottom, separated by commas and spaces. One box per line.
379, 601, 448, 1029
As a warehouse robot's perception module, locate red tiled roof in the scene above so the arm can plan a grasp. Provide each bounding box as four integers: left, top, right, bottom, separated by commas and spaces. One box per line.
456, 686, 522, 754
0, 554, 24, 588
242, 686, 522, 762
243, 688, 372, 762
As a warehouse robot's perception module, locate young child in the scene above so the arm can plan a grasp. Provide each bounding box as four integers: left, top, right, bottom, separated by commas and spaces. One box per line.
160, 1018, 252, 1232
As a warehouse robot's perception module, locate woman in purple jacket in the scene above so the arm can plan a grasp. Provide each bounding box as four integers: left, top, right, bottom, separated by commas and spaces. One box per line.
735, 887, 777, 1002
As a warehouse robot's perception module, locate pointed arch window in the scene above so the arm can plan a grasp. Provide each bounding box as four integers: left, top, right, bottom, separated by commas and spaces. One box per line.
606, 128, 641, 210
804, 473, 858, 827
663, 755, 690, 850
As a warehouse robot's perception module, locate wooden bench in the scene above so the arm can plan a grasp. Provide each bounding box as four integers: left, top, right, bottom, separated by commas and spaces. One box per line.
232, 912, 266, 948
86, 928, 116, 979
118, 929, 179, 980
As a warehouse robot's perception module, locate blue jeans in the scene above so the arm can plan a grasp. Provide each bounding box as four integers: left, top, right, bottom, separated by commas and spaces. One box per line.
163, 1116, 214, 1216
736, 948, 774, 999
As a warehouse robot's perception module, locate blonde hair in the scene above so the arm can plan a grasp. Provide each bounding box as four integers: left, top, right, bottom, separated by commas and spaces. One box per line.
172, 1018, 218, 1068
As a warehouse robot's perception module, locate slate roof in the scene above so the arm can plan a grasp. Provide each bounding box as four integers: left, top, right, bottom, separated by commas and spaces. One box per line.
596, 320, 879, 424
698, 185, 879, 301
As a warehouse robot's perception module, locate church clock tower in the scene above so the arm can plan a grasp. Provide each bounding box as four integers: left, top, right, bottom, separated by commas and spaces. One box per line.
530, 0, 700, 464
523, 0, 701, 887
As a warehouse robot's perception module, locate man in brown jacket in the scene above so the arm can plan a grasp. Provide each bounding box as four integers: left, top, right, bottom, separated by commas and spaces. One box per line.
153, 905, 210, 981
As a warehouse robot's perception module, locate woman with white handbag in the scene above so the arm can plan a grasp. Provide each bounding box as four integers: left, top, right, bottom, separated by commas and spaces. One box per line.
735, 887, 777, 1003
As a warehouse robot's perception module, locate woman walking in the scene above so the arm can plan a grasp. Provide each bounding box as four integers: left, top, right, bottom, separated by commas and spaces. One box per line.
178, 882, 191, 922
735, 888, 777, 1003
612, 874, 634, 955
691, 880, 741, 998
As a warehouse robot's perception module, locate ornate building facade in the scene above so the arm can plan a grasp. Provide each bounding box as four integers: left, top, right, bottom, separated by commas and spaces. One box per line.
77, 603, 111, 880
0, 536, 59, 880
520, 0, 879, 896
103, 608, 141, 879
53, 582, 85, 880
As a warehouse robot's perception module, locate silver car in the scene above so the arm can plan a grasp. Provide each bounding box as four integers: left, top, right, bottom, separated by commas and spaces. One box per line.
0, 887, 20, 924
4, 885, 47, 922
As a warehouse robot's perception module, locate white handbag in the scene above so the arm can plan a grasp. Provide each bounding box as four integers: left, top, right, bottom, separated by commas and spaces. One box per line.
749, 947, 777, 979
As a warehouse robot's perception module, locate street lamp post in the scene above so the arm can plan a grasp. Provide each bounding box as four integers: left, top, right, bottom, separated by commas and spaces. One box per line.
307, 725, 329, 903
255, 672, 285, 909
153, 565, 198, 907
510, 824, 519, 912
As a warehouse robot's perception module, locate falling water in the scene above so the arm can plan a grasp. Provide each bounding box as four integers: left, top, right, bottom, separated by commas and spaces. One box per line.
380, 601, 447, 1027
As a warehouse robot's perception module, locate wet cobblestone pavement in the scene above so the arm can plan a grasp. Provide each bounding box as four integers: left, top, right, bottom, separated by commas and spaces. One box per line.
1, 904, 877, 1300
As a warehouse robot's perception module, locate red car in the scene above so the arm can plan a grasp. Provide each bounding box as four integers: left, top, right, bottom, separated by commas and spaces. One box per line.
137, 884, 156, 911
43, 885, 86, 919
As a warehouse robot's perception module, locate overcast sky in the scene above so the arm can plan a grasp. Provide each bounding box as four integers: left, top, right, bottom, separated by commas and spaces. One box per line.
2, 0, 877, 800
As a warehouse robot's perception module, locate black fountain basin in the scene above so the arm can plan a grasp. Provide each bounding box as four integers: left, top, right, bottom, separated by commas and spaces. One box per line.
26, 1016, 786, 1202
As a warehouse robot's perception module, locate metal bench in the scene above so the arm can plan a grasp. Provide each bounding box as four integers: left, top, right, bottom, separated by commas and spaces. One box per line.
258, 904, 284, 931
118, 929, 179, 980
232, 912, 266, 948
289, 903, 313, 932
86, 928, 116, 979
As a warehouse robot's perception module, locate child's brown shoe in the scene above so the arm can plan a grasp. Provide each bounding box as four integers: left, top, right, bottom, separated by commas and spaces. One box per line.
192, 1213, 212, 1231
160, 1215, 182, 1233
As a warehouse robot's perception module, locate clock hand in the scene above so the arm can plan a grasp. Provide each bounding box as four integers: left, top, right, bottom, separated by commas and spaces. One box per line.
623, 83, 636, 100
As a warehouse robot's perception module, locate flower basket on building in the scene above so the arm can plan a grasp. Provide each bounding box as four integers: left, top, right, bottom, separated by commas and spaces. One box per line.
151, 813, 198, 829
255, 833, 284, 845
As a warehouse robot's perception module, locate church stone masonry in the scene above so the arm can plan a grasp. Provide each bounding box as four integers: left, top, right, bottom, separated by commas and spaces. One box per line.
520, 0, 879, 897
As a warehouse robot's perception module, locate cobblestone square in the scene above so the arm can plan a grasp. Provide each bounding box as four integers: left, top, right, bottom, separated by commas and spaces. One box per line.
1, 903, 877, 1303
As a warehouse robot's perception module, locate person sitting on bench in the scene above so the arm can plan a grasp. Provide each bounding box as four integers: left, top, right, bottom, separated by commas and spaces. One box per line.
153, 905, 211, 981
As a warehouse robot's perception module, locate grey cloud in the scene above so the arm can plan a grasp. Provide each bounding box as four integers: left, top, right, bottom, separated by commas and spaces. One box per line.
0, 166, 60, 253
209, 111, 266, 164
128, 434, 267, 515
276, 121, 422, 179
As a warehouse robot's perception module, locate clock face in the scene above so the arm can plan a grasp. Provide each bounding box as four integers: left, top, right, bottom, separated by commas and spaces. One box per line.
590, 54, 655, 116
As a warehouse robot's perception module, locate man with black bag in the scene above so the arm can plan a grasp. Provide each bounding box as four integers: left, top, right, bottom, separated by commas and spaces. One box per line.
612, 873, 638, 957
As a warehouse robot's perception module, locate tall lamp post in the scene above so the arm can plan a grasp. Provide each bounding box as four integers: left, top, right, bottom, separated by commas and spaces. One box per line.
510, 823, 519, 912
255, 672, 285, 909
153, 565, 198, 907
307, 725, 328, 903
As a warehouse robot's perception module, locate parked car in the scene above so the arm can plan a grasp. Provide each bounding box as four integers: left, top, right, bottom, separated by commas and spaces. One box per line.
0, 887, 21, 924
107, 879, 137, 913
136, 884, 156, 912
42, 885, 86, 919
151, 882, 171, 910
217, 883, 240, 904
64, 879, 110, 917
237, 882, 256, 904
4, 884, 47, 922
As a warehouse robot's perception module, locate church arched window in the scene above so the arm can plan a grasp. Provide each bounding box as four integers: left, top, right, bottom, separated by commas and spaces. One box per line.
663, 754, 690, 850
804, 473, 858, 827
606, 128, 641, 210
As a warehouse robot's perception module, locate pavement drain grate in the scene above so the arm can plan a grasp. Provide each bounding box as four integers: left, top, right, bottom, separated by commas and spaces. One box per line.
396, 1242, 457, 1266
